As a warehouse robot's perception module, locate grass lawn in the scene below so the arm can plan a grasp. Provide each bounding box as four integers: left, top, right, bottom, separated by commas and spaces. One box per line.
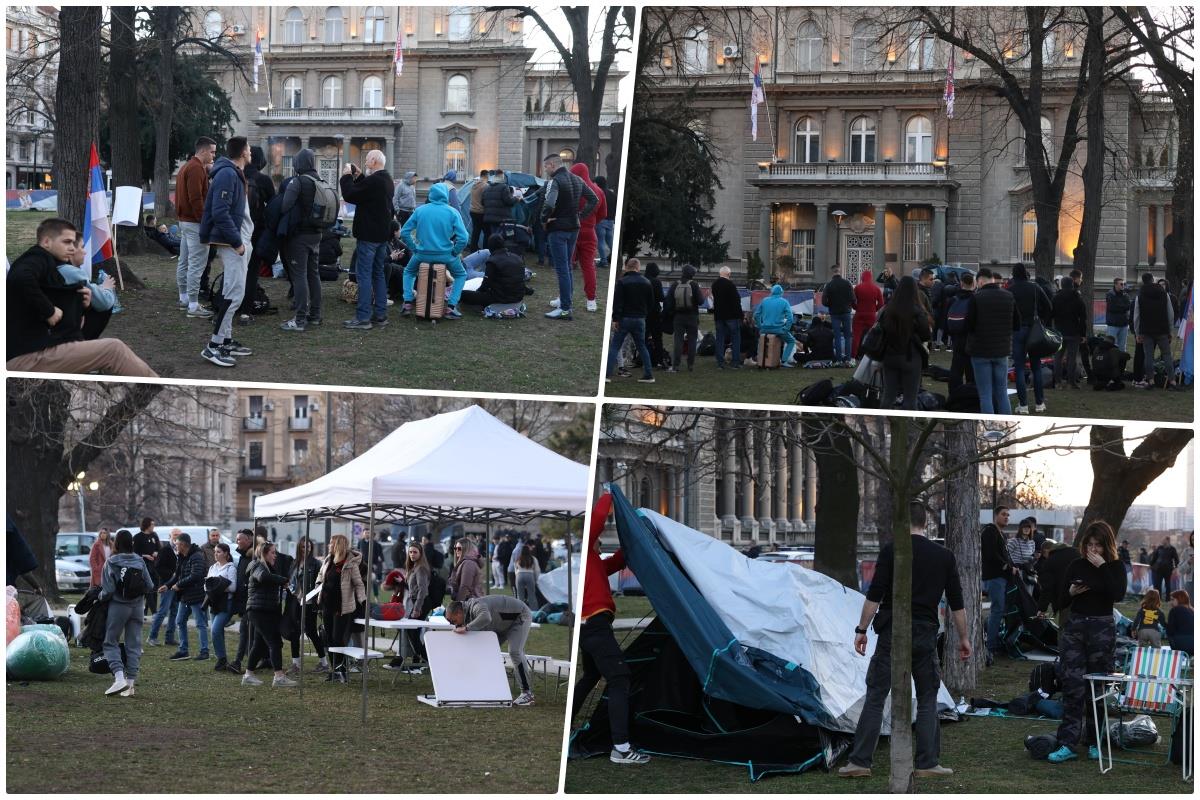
6, 211, 607, 397
563, 595, 1191, 794
603, 312, 1193, 422
7, 588, 571, 793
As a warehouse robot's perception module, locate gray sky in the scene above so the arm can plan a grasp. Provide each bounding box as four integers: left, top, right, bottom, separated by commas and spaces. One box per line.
522, 5, 635, 110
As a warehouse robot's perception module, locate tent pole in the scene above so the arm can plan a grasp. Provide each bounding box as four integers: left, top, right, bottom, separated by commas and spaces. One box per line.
299, 513, 310, 700
362, 503, 375, 725
486, 522, 492, 592
565, 515, 575, 653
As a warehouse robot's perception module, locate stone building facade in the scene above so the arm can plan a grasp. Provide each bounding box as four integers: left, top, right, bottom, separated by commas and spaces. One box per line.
235, 388, 331, 520
4, 5, 57, 189
641, 7, 1177, 287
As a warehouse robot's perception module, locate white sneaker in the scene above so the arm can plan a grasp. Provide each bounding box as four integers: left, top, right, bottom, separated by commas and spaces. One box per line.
120, 680, 136, 697
1034, 402, 1047, 413
513, 691, 536, 706
544, 308, 572, 319
610, 747, 650, 765
241, 672, 264, 686
549, 297, 561, 308
1014, 405, 1029, 415
105, 674, 128, 696
586, 300, 598, 312
272, 674, 298, 688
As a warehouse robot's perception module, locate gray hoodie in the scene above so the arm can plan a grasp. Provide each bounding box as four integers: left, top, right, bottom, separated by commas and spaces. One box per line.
393, 171, 417, 213
100, 552, 154, 604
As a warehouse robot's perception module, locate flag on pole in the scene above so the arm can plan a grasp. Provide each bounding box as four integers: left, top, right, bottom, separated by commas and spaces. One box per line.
394, 23, 404, 76
81, 143, 113, 266
750, 56, 764, 141
253, 32, 264, 92
943, 48, 956, 119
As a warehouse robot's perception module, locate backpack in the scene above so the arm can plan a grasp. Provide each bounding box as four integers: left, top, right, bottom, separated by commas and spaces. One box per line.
113, 562, 148, 601
859, 323, 887, 360
1028, 662, 1060, 696
673, 281, 696, 311
303, 175, 339, 229
483, 302, 527, 319
946, 294, 971, 336
423, 572, 447, 617
697, 331, 716, 356
796, 378, 835, 407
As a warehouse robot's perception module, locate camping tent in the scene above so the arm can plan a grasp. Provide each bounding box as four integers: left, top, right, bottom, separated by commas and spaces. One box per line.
574, 486, 954, 780
456, 172, 543, 244
254, 404, 588, 719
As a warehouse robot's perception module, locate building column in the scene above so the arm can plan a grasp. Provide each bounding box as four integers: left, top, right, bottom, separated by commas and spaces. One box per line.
757, 425, 773, 528
673, 467, 685, 523
722, 421, 738, 528
740, 427, 756, 530
1138, 203, 1150, 266
873, 202, 887, 274
759, 204, 772, 265
1154, 204, 1166, 268
932, 203, 947, 263
774, 422, 789, 531
803, 448, 817, 527
815, 203, 830, 273
789, 419, 804, 530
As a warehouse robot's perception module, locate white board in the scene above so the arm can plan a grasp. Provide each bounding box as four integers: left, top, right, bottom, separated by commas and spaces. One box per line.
112, 186, 143, 226
418, 630, 512, 707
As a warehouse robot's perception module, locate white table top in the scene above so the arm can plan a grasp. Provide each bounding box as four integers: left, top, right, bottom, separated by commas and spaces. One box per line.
355, 616, 540, 629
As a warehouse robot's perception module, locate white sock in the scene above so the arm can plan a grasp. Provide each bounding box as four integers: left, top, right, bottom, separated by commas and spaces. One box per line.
614, 743, 630, 753
179, 293, 188, 303
292, 657, 300, 668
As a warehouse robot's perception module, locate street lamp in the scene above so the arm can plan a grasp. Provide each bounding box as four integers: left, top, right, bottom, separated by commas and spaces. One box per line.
66, 471, 100, 532
982, 429, 1007, 511
30, 127, 45, 189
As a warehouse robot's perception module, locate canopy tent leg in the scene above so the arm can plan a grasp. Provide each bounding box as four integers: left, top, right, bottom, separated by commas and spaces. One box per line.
299, 513, 310, 700
486, 522, 492, 592
565, 517, 574, 652
362, 503, 375, 725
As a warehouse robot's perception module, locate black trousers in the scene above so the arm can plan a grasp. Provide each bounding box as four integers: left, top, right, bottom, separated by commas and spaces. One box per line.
1056, 614, 1117, 749
323, 607, 354, 673
246, 608, 284, 672
234, 612, 253, 666
948, 339, 974, 390
470, 212, 486, 251
1153, 568, 1174, 598
288, 603, 326, 659
572, 612, 632, 747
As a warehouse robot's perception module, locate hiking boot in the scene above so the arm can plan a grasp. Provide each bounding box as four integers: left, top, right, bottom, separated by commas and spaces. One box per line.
169, 651, 190, 661
545, 308, 572, 320
513, 691, 535, 706
914, 765, 954, 777
201, 345, 236, 367
343, 319, 373, 330
837, 763, 871, 778
609, 748, 650, 765
226, 340, 252, 357
241, 672, 264, 686
272, 674, 298, 688
586, 300, 598, 312
1034, 402, 1047, 413
280, 319, 307, 332
1047, 746, 1077, 763
105, 675, 129, 696
187, 305, 214, 319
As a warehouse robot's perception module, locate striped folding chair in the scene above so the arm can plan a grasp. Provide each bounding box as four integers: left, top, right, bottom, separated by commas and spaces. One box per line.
1112, 647, 1190, 766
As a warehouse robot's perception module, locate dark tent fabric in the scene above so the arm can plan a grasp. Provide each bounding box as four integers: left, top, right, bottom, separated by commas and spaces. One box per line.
572, 486, 842, 780
1002, 577, 1059, 657
456, 173, 542, 240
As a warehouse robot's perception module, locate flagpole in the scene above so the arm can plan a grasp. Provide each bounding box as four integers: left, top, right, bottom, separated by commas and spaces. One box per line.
763, 77, 778, 164
110, 221, 125, 290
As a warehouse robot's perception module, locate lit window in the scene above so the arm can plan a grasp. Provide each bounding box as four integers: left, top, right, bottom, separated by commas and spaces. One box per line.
448, 7, 471, 41
204, 10, 223, 40
796, 21, 822, 72
851, 20, 875, 70
444, 137, 467, 174
559, 148, 575, 164
1021, 209, 1037, 261
849, 116, 876, 163
325, 7, 343, 43
283, 76, 303, 109
903, 208, 931, 262
363, 6, 386, 43
681, 26, 708, 74
321, 76, 342, 108
794, 116, 820, 163
446, 74, 469, 111
283, 8, 304, 44
906, 24, 934, 70
791, 229, 815, 273
361, 75, 383, 108
905, 115, 932, 162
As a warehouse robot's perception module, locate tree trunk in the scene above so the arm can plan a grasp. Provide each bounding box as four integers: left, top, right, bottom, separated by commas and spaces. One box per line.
1079, 426, 1194, 540
807, 418, 859, 589
152, 7, 181, 219
888, 416, 914, 794
105, 6, 149, 283
605, 119, 624, 185
1070, 8, 1106, 304
942, 421, 983, 695
53, 7, 102, 230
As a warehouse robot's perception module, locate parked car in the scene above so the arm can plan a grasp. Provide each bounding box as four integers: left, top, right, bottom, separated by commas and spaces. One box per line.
56, 531, 98, 564
55, 558, 92, 591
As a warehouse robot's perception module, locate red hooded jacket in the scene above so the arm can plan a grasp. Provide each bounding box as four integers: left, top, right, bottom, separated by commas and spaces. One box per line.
569, 162, 607, 236
853, 271, 885, 325
582, 492, 624, 620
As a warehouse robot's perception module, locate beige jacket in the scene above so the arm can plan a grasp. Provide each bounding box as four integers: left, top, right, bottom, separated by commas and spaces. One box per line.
317, 550, 367, 615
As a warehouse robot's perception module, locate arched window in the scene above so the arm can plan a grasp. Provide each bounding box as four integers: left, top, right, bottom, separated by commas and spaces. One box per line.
905, 115, 932, 162
903, 207, 932, 262
849, 115, 876, 163
1040, 114, 1053, 162
321, 76, 342, 108
681, 26, 708, 73
283, 76, 303, 109
363, 6, 386, 43
283, 7, 304, 45
558, 148, 575, 164
796, 21, 822, 72
446, 74, 469, 111
906, 23, 934, 70
204, 10, 223, 40
361, 75, 383, 108
444, 137, 467, 175
851, 20, 875, 71
1021, 208, 1037, 261
794, 116, 820, 163
324, 7, 343, 43
448, 7, 471, 41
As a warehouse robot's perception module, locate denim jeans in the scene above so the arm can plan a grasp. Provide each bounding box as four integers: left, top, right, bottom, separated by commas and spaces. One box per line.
984, 576, 1007, 653
714, 318, 741, 366
354, 240, 389, 322
401, 251, 467, 307
1106, 325, 1129, 353
596, 219, 615, 266
175, 600, 210, 655
149, 587, 178, 642
548, 230, 579, 312
830, 312, 852, 361
607, 317, 652, 379
210, 609, 233, 661
971, 356, 1012, 414
1012, 326, 1045, 407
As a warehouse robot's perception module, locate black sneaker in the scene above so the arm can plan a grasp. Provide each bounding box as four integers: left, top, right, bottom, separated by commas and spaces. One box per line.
343, 319, 373, 330
194, 651, 210, 661
201, 345, 236, 367
371, 317, 389, 327
226, 340, 252, 357
226, 661, 243, 674
213, 658, 228, 672
169, 651, 191, 661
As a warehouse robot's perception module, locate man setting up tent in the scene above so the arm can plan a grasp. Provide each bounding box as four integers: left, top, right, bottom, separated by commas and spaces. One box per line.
445, 595, 535, 706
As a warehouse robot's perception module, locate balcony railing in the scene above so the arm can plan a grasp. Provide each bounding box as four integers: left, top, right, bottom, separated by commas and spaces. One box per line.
1132, 166, 1174, 186
523, 111, 624, 127
758, 161, 949, 180
254, 107, 397, 122
289, 416, 312, 431
243, 466, 266, 478
243, 416, 266, 431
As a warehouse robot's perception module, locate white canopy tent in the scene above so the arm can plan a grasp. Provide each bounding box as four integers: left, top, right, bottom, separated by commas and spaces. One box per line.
252, 404, 589, 719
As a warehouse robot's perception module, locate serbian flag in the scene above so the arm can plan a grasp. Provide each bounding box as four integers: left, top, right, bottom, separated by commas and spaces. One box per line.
1178, 283, 1193, 384
394, 24, 403, 76
943, 48, 956, 119
81, 143, 113, 266
750, 56, 764, 141
253, 32, 263, 91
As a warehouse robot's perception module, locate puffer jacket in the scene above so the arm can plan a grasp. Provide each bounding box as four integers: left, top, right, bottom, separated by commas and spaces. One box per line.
317, 550, 367, 616
541, 165, 597, 233
482, 180, 518, 224
169, 546, 208, 605
246, 558, 288, 612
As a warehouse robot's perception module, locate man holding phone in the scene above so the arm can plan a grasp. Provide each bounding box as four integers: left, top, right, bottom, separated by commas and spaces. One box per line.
340, 150, 394, 330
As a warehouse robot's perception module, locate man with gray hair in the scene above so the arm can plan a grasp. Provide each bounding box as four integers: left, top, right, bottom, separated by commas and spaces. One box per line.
340, 149, 394, 330
711, 265, 744, 368
541, 153, 597, 320
393, 170, 417, 226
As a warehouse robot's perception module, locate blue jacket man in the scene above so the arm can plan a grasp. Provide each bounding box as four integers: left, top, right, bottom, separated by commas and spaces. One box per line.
400, 181, 470, 317
199, 157, 247, 248
753, 284, 798, 366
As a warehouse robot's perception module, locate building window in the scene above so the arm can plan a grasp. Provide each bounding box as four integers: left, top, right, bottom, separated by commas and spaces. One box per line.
796, 21, 822, 72
905, 115, 932, 162
283, 76, 303, 109
849, 115, 876, 163
558, 147, 575, 164
248, 395, 264, 417
324, 7, 343, 42
906, 24, 934, 70
448, 7, 471, 41
363, 6, 386, 43
283, 7, 304, 44
1021, 208, 1037, 261
248, 441, 264, 470
361, 75, 383, 108
321, 76, 342, 108
204, 10, 223, 40
1041, 30, 1057, 65
791, 229, 816, 274
293, 439, 309, 466
1024, 115, 1053, 164
903, 208, 931, 262
446, 73, 469, 111
294, 395, 309, 418
445, 138, 467, 175
681, 26, 708, 74
794, 116, 820, 163
851, 20, 875, 71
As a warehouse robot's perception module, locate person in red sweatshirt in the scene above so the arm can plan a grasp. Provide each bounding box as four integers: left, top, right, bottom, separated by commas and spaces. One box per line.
572, 493, 649, 765
850, 269, 885, 358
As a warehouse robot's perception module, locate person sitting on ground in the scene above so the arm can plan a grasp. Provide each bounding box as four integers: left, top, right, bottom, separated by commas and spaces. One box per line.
458, 234, 527, 308
874, 275, 931, 409
399, 181, 470, 319
241, 541, 297, 688
753, 284, 798, 367
445, 595, 536, 706
57, 235, 118, 315
1165, 590, 1193, 656
142, 214, 181, 255
7, 218, 157, 377
99, 528, 153, 698
1131, 589, 1166, 647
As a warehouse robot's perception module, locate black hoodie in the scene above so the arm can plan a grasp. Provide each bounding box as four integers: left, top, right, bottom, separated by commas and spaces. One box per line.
245, 146, 276, 247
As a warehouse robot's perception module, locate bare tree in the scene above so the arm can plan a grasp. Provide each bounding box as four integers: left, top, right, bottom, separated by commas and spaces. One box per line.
107, 6, 150, 264
941, 420, 983, 694
52, 7, 102, 230
1080, 425, 1193, 538
804, 416, 859, 588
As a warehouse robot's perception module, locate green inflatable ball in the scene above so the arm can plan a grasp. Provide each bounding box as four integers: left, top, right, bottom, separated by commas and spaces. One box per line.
6, 629, 70, 680
20, 623, 67, 640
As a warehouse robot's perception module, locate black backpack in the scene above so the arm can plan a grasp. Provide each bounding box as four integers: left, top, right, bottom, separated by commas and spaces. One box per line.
1028, 662, 1060, 696
1024, 734, 1058, 760
210, 274, 275, 315
796, 378, 835, 407
423, 572, 447, 617
697, 331, 716, 356
113, 562, 148, 601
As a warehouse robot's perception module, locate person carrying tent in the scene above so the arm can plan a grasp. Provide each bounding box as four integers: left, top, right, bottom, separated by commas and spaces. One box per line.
445, 594, 536, 707
839, 502, 968, 780
571, 493, 650, 765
